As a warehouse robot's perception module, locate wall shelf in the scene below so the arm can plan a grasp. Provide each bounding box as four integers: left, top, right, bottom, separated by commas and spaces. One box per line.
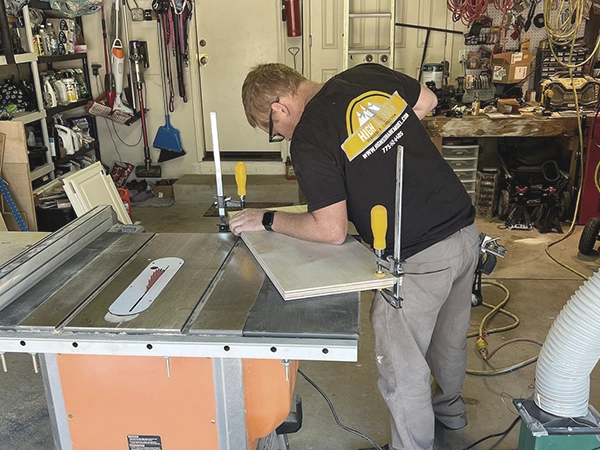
54, 141, 99, 166
30, 162, 55, 180
46, 99, 90, 117
13, 110, 47, 124
38, 53, 87, 64
0, 52, 37, 66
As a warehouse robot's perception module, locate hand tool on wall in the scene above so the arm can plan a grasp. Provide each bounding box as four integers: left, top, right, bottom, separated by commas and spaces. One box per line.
153, 15, 183, 153
101, 4, 116, 108
152, 0, 175, 111
370, 145, 406, 309
122, 0, 137, 112
171, 0, 191, 102
130, 40, 161, 178
164, 8, 175, 111
111, 0, 132, 114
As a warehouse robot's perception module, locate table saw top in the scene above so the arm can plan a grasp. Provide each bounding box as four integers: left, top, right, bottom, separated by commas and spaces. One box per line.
0, 207, 361, 361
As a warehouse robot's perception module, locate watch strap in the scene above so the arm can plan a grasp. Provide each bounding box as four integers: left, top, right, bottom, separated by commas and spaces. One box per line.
262, 211, 275, 231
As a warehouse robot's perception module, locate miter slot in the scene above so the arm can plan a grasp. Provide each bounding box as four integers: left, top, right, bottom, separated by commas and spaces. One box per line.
187, 239, 264, 336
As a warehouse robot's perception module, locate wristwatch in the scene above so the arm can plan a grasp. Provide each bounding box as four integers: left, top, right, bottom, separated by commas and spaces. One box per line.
262, 211, 275, 231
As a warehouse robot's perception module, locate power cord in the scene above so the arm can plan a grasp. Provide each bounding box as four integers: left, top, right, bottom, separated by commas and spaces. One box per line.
297, 368, 384, 450
460, 416, 521, 450
467, 281, 543, 376
300, 361, 522, 450
541, 0, 600, 281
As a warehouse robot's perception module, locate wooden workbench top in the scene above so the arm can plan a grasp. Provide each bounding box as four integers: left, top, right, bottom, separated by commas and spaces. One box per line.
422, 115, 581, 138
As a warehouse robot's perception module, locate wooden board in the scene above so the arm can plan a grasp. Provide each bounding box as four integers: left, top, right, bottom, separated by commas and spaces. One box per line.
422, 115, 580, 138
238, 206, 394, 300
0, 122, 37, 231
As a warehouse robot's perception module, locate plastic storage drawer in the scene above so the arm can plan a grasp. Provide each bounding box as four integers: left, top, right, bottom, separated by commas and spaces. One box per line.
446, 158, 478, 172
441, 145, 479, 159
462, 181, 477, 192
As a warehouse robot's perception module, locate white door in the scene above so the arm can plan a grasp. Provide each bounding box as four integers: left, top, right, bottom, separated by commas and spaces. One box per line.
195, 0, 285, 156
306, 0, 344, 82
307, 0, 464, 83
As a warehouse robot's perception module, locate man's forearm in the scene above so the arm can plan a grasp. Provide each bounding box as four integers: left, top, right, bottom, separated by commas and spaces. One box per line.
270, 211, 347, 244
229, 200, 349, 245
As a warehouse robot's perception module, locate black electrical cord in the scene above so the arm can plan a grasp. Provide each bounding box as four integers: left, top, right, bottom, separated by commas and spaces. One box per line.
460, 416, 521, 450
297, 368, 384, 450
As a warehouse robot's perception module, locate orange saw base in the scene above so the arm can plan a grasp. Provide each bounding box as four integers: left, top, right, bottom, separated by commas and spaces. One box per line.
56, 354, 298, 450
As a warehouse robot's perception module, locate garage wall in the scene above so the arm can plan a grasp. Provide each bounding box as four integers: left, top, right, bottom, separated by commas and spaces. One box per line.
82, 0, 464, 178
82, 0, 203, 179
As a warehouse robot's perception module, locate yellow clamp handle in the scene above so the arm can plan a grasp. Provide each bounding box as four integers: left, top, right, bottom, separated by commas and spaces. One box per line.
371, 205, 387, 252
235, 162, 247, 197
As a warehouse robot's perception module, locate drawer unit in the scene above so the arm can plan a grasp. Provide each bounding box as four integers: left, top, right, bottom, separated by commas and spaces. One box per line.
446, 157, 478, 172
441, 145, 479, 159
455, 171, 477, 183
462, 180, 477, 193
441, 144, 479, 205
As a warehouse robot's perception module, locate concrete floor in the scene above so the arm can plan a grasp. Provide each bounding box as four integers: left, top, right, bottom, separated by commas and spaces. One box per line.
1, 201, 600, 450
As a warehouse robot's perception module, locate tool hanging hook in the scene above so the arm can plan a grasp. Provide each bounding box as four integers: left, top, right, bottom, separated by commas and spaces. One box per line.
288, 46, 300, 70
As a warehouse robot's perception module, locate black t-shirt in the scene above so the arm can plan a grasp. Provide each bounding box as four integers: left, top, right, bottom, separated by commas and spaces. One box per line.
291, 63, 475, 259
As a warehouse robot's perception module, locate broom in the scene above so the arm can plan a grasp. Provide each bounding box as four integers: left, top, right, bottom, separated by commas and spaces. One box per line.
153, 16, 184, 153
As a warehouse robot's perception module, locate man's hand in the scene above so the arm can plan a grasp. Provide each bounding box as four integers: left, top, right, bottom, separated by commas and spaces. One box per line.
229, 208, 268, 236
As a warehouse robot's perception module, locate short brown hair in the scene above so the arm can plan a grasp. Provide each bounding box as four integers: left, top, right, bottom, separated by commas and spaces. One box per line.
242, 63, 307, 128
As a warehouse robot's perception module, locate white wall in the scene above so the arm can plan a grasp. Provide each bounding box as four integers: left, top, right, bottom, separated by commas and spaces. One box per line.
82, 0, 466, 178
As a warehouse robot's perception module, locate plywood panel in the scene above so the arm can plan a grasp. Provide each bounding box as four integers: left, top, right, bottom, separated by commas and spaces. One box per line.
240, 228, 394, 300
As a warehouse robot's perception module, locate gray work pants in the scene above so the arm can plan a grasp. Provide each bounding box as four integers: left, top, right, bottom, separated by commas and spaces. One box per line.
370, 223, 479, 450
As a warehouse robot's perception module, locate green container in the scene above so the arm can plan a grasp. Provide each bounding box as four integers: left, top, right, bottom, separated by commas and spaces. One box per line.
518, 420, 600, 450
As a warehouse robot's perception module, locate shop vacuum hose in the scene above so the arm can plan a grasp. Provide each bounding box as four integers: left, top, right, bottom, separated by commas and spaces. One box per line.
534, 269, 600, 417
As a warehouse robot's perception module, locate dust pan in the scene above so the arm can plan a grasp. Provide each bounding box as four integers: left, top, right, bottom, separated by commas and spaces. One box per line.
153, 115, 183, 153
153, 18, 184, 154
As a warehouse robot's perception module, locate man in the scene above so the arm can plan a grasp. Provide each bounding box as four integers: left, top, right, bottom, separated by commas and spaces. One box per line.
229, 62, 478, 450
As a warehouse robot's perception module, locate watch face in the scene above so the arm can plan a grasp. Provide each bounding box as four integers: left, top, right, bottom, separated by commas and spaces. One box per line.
262, 211, 275, 230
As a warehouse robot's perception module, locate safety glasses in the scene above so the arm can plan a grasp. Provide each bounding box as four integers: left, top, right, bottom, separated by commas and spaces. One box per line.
268, 98, 285, 143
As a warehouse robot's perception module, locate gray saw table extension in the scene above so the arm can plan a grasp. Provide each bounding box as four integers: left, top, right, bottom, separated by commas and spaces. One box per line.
0, 206, 361, 450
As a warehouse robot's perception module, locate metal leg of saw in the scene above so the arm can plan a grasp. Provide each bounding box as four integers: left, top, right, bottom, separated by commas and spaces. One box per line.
40, 354, 73, 450
213, 358, 248, 450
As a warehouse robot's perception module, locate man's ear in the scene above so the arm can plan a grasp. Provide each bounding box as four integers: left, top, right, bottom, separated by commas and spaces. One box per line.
272, 100, 291, 117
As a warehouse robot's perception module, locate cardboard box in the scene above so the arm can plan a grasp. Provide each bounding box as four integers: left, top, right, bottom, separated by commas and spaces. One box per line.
496, 98, 521, 114
153, 179, 178, 198
492, 51, 533, 84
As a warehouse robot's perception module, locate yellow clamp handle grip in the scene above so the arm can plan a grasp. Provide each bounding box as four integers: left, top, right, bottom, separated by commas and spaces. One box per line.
235, 162, 247, 196
371, 205, 387, 252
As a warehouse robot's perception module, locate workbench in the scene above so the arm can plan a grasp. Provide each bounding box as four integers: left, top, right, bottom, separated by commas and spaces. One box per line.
423, 115, 583, 182
0, 206, 361, 450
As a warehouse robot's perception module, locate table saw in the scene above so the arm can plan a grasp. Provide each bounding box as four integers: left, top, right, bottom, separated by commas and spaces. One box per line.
0, 206, 361, 450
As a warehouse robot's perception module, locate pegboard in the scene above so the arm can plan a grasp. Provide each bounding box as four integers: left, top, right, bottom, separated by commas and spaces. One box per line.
460, 1, 586, 102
